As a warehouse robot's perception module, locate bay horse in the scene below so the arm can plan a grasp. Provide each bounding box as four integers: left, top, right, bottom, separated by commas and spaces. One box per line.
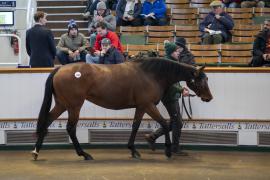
32, 57, 213, 160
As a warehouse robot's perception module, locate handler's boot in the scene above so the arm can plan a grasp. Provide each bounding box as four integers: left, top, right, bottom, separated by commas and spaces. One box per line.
144, 134, 156, 151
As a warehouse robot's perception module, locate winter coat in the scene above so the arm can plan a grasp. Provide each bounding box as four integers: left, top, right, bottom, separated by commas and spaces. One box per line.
178, 49, 196, 66
199, 11, 234, 42
99, 46, 125, 64
26, 24, 56, 67
161, 55, 183, 103
141, 0, 166, 19
253, 29, 269, 57
116, 0, 142, 19
57, 33, 87, 54
94, 31, 123, 52
89, 9, 116, 31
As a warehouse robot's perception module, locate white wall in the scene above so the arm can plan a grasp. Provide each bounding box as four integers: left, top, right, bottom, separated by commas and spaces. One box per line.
0, 72, 269, 120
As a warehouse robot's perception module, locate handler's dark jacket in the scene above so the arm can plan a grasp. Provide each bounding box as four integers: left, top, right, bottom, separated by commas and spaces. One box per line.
161, 55, 183, 103
26, 24, 56, 67
99, 46, 125, 64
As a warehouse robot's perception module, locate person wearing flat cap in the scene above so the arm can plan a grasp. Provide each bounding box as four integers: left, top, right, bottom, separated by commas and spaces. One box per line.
86, 38, 124, 64
56, 19, 87, 64
199, 0, 234, 44
145, 40, 190, 156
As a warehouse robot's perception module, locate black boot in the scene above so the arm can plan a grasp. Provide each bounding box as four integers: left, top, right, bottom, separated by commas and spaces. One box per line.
171, 145, 188, 156
144, 134, 156, 151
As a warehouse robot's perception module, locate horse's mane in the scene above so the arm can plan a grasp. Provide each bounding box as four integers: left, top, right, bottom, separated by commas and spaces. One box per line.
134, 57, 196, 80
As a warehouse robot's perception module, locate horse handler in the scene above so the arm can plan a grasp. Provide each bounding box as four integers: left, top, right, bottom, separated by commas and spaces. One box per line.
145, 40, 192, 155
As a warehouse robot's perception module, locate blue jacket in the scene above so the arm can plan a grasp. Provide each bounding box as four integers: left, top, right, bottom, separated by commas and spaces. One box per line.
116, 0, 142, 19
199, 12, 234, 41
142, 0, 166, 19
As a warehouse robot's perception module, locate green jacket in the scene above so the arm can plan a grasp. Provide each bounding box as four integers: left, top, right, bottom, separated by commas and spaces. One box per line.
161, 55, 183, 103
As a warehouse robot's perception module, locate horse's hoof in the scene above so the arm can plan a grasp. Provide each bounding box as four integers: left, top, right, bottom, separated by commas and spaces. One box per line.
132, 151, 141, 159
31, 151, 38, 161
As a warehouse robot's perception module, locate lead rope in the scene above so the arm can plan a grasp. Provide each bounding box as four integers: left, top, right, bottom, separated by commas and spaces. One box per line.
181, 94, 196, 120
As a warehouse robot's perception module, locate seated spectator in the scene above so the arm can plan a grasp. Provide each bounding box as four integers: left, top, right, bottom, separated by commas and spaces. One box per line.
86, 22, 123, 63
250, 19, 270, 67
199, 0, 234, 45
141, 0, 167, 26
175, 37, 195, 66
86, 38, 124, 64
116, 0, 142, 26
221, 0, 241, 8
56, 20, 87, 65
88, 1, 116, 47
241, 0, 265, 8
83, 0, 109, 18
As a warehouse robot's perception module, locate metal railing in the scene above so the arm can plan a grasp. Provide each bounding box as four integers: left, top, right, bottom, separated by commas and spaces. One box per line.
0, 34, 21, 65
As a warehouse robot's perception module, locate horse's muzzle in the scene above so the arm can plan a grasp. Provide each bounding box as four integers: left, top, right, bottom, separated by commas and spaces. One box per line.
201, 96, 213, 102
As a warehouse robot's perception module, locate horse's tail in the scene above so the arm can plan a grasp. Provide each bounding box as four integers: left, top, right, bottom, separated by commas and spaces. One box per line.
36, 67, 60, 136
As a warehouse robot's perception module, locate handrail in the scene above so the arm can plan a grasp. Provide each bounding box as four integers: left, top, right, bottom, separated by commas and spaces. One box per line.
0, 34, 21, 65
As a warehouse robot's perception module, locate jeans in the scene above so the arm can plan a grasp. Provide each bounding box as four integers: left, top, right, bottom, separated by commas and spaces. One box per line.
86, 54, 100, 64
56, 50, 86, 65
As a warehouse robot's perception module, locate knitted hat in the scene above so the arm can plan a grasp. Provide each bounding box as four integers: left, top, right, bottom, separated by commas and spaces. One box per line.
67, 19, 78, 31
210, 0, 222, 7
101, 38, 111, 45
164, 41, 178, 56
175, 37, 186, 49
97, 1, 107, 10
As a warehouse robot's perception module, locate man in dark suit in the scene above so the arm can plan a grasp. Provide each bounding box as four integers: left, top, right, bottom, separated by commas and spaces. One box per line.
26, 11, 56, 67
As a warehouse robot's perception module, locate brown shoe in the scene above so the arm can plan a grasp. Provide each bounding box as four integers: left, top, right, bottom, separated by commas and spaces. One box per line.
145, 134, 156, 151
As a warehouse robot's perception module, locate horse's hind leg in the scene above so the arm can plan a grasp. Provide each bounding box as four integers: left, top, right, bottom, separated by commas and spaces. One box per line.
66, 108, 93, 160
128, 108, 145, 159
32, 104, 66, 160
145, 104, 172, 159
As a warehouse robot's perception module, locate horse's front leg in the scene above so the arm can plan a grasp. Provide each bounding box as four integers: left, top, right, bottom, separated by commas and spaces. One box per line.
67, 109, 93, 160
145, 104, 172, 159
128, 108, 145, 159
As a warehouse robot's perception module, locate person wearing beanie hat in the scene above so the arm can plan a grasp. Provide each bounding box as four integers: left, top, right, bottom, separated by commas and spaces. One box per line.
199, 0, 234, 44
88, 1, 116, 48
56, 19, 87, 64
145, 40, 190, 156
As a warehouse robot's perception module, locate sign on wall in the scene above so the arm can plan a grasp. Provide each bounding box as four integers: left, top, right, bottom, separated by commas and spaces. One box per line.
0, 1, 16, 7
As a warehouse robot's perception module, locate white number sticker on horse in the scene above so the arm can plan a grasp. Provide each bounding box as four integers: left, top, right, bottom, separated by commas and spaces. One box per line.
74, 72, 81, 78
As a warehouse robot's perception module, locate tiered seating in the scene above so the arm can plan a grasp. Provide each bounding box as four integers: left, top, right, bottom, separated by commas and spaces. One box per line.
175, 25, 201, 44
197, 7, 212, 23
232, 24, 262, 43
189, 44, 221, 64
221, 44, 252, 64
125, 44, 158, 56
166, 0, 190, 8
225, 8, 253, 24
171, 8, 197, 25
190, 0, 211, 8
146, 26, 175, 44
254, 7, 270, 17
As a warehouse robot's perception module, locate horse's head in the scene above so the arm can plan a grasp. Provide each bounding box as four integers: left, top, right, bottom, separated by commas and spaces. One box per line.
186, 66, 213, 102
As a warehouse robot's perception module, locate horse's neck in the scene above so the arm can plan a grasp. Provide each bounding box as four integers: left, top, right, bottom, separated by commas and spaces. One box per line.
167, 64, 195, 85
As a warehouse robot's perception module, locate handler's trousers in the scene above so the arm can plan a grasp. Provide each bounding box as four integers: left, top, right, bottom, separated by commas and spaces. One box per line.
149, 100, 183, 152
